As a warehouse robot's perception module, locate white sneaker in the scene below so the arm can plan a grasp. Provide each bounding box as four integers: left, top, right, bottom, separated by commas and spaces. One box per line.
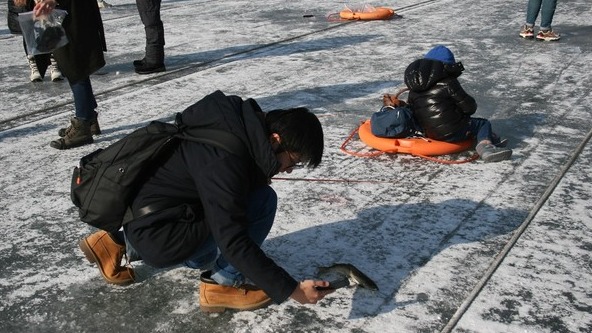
27, 56, 42, 82
97, 0, 112, 9
49, 55, 64, 82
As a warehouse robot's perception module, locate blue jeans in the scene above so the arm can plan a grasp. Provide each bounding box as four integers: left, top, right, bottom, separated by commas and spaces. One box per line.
184, 185, 277, 286
69, 77, 97, 120
448, 117, 495, 144
525, 0, 557, 30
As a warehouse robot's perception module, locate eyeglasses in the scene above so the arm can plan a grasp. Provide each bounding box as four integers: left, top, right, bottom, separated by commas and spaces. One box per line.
286, 150, 305, 169
276, 144, 305, 169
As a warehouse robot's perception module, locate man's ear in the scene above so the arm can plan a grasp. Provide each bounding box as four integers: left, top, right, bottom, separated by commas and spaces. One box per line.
270, 133, 282, 150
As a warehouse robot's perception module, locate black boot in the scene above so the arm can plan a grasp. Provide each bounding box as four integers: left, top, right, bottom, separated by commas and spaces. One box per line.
133, 58, 145, 68
50, 117, 94, 149
134, 60, 166, 75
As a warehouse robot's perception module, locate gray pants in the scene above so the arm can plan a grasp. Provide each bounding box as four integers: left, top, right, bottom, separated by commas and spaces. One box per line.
136, 0, 165, 63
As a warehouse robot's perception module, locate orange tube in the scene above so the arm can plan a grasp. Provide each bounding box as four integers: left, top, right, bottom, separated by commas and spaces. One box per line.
339, 7, 395, 20
358, 120, 473, 156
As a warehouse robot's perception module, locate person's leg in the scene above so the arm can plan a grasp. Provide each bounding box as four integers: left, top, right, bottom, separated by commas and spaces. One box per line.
23, 38, 42, 82
184, 234, 218, 270
69, 77, 98, 120
50, 77, 97, 149
57, 77, 100, 137
471, 118, 513, 162
469, 117, 493, 144
210, 185, 277, 286
48, 53, 64, 82
135, 0, 165, 70
525, 0, 542, 26
539, 0, 557, 30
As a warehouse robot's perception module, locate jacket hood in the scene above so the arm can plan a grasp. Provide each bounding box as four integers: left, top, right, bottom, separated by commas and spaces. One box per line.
404, 59, 448, 92
179, 90, 280, 178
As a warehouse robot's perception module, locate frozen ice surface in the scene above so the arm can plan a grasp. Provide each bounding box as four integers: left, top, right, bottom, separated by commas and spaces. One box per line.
0, 0, 591, 332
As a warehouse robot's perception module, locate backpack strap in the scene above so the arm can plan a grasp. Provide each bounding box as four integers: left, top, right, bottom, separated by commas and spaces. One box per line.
177, 128, 249, 159
174, 112, 249, 158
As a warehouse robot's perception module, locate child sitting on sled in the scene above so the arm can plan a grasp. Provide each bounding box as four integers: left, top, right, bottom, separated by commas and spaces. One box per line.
402, 45, 512, 162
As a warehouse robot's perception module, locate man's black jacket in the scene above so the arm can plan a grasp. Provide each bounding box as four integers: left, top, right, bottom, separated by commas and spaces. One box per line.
126, 90, 298, 304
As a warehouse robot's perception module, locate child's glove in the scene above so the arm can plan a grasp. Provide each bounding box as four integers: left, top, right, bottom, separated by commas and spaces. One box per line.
382, 94, 407, 107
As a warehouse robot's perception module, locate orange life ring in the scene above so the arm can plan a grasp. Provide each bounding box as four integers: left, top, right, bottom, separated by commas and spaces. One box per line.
358, 120, 473, 156
339, 7, 395, 20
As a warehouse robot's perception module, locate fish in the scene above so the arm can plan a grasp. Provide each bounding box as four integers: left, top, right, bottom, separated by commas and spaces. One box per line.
317, 263, 379, 291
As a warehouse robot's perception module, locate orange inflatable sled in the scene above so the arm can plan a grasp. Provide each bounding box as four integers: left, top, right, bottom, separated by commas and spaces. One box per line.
358, 120, 473, 156
340, 6, 395, 20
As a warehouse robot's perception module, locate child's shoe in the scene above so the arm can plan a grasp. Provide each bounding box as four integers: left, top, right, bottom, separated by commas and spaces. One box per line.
476, 143, 512, 163
536, 29, 560, 41
519, 24, 534, 38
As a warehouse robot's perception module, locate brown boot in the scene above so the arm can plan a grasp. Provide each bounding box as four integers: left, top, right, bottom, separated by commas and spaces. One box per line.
58, 111, 101, 137
50, 117, 94, 149
79, 230, 135, 285
199, 272, 272, 313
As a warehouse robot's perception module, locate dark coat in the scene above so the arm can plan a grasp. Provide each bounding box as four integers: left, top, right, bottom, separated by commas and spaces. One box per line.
404, 59, 477, 141
52, 0, 107, 82
126, 91, 298, 304
7, 0, 25, 34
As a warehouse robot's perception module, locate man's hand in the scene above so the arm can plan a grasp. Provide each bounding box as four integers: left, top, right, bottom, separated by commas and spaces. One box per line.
290, 280, 334, 304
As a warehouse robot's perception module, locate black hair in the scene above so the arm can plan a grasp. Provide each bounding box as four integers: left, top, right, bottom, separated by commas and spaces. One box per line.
265, 107, 324, 168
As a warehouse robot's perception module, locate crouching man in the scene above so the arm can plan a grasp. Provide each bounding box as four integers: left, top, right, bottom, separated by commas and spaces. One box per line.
78, 90, 331, 312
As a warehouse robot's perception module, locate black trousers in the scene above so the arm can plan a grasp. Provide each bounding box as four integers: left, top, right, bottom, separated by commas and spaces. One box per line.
135, 0, 165, 63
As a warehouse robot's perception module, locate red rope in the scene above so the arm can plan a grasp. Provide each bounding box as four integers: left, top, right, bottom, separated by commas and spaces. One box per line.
340, 122, 385, 157
272, 177, 398, 184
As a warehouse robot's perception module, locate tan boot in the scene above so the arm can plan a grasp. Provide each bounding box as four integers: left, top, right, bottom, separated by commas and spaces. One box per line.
79, 231, 135, 285
199, 272, 272, 313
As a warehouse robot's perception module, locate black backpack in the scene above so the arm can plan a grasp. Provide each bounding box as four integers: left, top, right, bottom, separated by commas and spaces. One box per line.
70, 114, 247, 233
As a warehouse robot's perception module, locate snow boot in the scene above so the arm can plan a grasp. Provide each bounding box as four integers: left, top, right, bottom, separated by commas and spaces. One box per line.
134, 61, 166, 75
50, 117, 94, 149
97, 0, 112, 9
476, 142, 512, 163
79, 230, 135, 285
199, 271, 272, 313
58, 111, 101, 137
49, 54, 64, 81
27, 55, 42, 82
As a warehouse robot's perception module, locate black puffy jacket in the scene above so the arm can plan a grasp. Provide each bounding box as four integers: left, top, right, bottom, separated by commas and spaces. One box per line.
404, 59, 477, 141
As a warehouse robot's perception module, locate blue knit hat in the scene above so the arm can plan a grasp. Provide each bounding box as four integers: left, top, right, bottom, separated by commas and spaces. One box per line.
424, 45, 456, 65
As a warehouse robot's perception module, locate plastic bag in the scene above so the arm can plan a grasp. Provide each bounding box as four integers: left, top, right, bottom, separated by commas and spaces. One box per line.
17, 9, 68, 55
